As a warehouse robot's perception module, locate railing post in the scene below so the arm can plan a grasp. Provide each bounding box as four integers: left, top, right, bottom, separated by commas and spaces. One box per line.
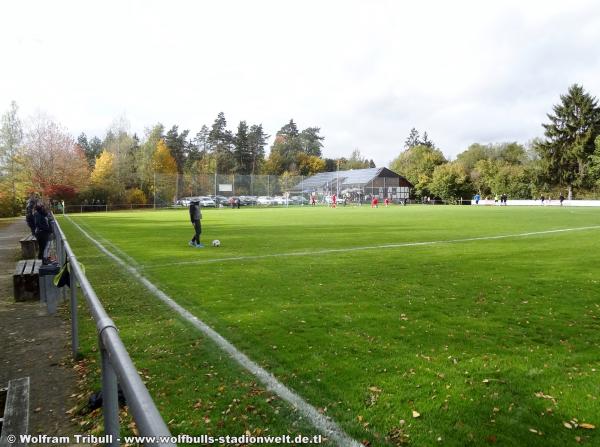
55, 228, 61, 263
100, 336, 120, 446
70, 257, 79, 360
58, 234, 68, 301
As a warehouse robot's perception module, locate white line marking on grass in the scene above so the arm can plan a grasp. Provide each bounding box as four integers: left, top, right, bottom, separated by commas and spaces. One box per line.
65, 215, 362, 447
145, 224, 600, 269
72, 218, 142, 268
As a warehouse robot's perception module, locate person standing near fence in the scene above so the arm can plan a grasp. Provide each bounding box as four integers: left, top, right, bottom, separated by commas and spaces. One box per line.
188, 200, 204, 248
34, 202, 53, 263
25, 193, 37, 235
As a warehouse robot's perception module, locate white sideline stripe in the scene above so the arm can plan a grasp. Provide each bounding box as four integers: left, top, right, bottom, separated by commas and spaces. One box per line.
145, 224, 600, 269
74, 218, 141, 268
65, 215, 362, 447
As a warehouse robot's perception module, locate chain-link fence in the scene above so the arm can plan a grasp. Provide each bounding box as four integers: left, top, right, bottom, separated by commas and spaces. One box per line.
63, 172, 412, 212
169, 173, 409, 205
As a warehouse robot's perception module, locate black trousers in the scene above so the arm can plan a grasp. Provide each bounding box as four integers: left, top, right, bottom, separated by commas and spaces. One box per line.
191, 220, 201, 243
26, 215, 35, 235
36, 231, 50, 260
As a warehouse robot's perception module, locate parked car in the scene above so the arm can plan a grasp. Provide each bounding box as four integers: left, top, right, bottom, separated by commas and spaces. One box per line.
176, 197, 192, 206
290, 196, 309, 205
272, 196, 289, 205
212, 195, 229, 206
197, 196, 216, 207
257, 196, 273, 205
239, 196, 256, 206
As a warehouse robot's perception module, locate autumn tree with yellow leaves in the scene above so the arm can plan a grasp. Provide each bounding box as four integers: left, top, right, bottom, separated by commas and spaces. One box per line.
152, 139, 177, 204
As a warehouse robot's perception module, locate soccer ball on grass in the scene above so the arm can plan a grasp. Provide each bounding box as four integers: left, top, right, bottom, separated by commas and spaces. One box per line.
212, 239, 221, 247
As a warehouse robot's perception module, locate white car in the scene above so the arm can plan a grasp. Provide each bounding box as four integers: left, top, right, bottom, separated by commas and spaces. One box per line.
272, 196, 289, 205
197, 196, 216, 207
257, 196, 273, 205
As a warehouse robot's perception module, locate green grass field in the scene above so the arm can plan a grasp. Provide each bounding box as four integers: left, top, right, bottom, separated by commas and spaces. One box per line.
60, 205, 600, 446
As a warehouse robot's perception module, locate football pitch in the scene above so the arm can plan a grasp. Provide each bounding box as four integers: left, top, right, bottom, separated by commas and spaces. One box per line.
59, 205, 600, 446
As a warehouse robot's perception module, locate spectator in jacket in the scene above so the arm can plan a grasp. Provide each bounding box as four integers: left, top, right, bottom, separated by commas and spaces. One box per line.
34, 202, 53, 263
25, 193, 38, 235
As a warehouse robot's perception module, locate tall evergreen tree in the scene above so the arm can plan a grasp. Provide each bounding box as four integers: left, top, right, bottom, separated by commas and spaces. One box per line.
208, 112, 234, 173
404, 128, 420, 149
76, 132, 102, 167
278, 119, 300, 139
299, 127, 324, 156
535, 84, 600, 194
275, 119, 303, 163
194, 125, 210, 156
421, 132, 435, 148
248, 124, 269, 175
268, 119, 312, 173
165, 125, 190, 174
88, 136, 102, 165
233, 121, 251, 174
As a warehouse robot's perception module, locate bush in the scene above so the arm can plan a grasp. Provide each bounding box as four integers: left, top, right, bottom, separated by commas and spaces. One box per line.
43, 184, 77, 202
124, 188, 147, 205
77, 185, 111, 204
0, 191, 22, 217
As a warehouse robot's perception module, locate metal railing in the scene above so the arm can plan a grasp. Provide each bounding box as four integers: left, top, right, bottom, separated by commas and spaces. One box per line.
52, 218, 175, 447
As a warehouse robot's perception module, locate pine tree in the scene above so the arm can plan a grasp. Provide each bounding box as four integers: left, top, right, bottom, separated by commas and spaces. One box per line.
88, 136, 102, 165
269, 119, 304, 173
299, 127, 324, 156
536, 84, 600, 193
208, 112, 234, 173
404, 128, 420, 149
421, 132, 435, 148
248, 124, 269, 175
233, 121, 251, 174
165, 125, 190, 174
193, 125, 210, 158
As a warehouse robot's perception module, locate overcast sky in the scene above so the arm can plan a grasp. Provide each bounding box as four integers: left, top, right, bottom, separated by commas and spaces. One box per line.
2, 0, 600, 166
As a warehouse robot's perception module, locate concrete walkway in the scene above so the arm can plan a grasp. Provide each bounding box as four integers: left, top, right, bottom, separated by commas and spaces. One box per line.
0, 219, 79, 437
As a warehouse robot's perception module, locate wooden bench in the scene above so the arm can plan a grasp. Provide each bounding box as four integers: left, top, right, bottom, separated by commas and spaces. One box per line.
19, 236, 37, 260
13, 260, 41, 302
0, 377, 30, 446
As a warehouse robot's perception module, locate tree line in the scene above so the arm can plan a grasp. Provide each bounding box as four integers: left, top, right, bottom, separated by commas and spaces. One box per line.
1, 83, 599, 215
391, 84, 600, 202
0, 110, 374, 215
